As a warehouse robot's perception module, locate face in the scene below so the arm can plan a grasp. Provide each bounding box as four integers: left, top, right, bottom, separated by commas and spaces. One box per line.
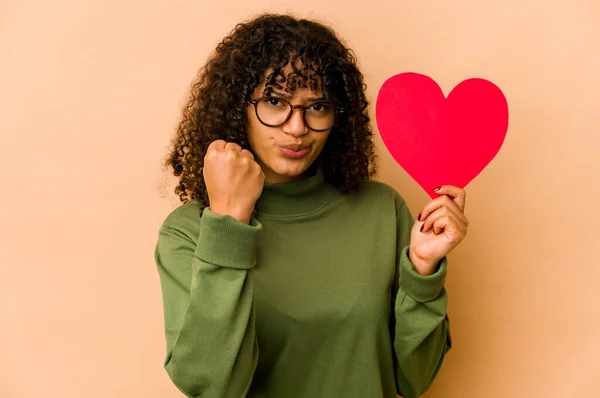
246, 71, 332, 184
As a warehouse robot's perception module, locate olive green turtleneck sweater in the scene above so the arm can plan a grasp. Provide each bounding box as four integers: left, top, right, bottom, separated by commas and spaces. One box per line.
154, 169, 451, 398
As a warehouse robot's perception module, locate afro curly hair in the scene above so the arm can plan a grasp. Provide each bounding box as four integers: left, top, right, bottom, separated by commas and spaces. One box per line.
165, 13, 378, 211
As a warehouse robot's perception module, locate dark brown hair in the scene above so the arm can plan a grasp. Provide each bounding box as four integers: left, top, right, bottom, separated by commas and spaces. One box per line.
165, 13, 377, 208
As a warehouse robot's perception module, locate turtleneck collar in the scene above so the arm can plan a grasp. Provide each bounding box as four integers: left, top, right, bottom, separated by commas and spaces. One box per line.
255, 167, 339, 217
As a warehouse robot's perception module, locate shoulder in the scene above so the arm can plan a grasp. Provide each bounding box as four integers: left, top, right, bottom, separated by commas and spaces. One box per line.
159, 200, 203, 241
355, 179, 408, 211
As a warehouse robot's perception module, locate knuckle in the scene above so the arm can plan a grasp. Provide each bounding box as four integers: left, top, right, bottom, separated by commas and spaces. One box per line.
226, 142, 242, 150
205, 149, 217, 160
225, 149, 237, 159
241, 149, 253, 157
209, 139, 224, 149
239, 156, 250, 166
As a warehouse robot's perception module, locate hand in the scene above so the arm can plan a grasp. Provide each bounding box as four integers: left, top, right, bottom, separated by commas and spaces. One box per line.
409, 186, 469, 275
203, 140, 265, 224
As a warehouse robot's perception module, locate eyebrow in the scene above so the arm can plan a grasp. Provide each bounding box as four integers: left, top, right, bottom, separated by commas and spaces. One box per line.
267, 91, 326, 102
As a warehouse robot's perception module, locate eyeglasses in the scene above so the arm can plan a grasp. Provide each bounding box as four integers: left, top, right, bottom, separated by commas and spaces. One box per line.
248, 96, 337, 132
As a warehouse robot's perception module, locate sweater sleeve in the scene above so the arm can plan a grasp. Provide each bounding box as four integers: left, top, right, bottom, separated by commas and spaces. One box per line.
154, 207, 262, 398
392, 202, 452, 398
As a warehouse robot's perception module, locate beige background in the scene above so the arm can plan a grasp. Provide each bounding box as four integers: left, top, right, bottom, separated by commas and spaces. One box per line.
1, 0, 599, 397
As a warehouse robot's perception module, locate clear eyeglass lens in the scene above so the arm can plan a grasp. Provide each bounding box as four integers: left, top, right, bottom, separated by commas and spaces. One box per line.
256, 98, 334, 130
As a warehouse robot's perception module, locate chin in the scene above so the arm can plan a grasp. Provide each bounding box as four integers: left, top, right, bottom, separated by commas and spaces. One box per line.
265, 158, 313, 181
272, 162, 307, 176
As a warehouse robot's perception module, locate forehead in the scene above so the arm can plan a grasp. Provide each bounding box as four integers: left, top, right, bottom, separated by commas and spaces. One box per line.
253, 61, 323, 96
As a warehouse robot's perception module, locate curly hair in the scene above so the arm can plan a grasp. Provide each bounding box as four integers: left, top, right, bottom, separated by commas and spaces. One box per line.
165, 13, 377, 210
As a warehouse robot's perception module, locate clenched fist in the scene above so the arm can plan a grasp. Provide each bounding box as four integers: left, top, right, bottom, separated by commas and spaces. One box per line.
203, 140, 265, 224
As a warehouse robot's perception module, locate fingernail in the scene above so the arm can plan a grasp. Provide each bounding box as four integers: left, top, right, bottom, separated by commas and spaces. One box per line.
420, 224, 425, 232
417, 212, 422, 221
434, 186, 441, 192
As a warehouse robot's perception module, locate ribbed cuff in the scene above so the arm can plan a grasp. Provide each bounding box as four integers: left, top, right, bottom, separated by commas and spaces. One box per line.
194, 208, 262, 269
399, 245, 447, 303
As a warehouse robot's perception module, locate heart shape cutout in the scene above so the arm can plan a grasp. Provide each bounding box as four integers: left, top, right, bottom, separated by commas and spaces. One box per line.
375, 72, 509, 198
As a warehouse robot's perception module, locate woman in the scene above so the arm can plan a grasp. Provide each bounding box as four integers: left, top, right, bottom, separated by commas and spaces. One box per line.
155, 13, 468, 398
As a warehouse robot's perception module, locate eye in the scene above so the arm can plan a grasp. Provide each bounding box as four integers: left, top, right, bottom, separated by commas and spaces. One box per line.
264, 97, 286, 107
309, 102, 331, 112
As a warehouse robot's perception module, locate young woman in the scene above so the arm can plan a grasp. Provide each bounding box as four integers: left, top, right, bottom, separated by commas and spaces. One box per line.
155, 13, 468, 398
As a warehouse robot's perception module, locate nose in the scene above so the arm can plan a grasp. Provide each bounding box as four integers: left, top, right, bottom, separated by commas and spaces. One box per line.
282, 106, 308, 137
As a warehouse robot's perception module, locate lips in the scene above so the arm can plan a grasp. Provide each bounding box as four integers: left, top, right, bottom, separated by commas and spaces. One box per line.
279, 144, 310, 159
280, 144, 309, 151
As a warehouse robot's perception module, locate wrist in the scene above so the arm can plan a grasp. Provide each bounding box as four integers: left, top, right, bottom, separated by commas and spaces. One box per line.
209, 204, 253, 224
408, 248, 439, 276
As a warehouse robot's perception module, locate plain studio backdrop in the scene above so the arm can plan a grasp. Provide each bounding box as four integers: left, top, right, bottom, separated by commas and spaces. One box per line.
1, 1, 599, 397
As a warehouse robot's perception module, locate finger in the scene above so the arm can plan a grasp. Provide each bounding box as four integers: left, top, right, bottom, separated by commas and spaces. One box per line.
205, 140, 226, 160
433, 185, 466, 212
421, 205, 467, 233
208, 139, 226, 150
431, 215, 449, 235
224, 142, 243, 152
432, 216, 467, 241
419, 195, 468, 226
240, 149, 255, 160
421, 206, 456, 233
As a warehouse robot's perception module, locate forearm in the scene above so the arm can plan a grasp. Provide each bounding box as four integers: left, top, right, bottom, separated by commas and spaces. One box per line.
165, 260, 258, 397
156, 208, 262, 397
393, 246, 452, 398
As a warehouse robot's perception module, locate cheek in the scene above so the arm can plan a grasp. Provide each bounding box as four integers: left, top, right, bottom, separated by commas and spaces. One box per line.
246, 122, 272, 159
245, 111, 261, 146
314, 133, 331, 151
246, 128, 260, 155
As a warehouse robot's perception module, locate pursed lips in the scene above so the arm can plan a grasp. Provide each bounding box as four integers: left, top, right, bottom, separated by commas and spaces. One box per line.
279, 144, 309, 151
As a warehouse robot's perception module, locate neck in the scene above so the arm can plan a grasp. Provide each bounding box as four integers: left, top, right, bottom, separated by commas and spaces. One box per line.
255, 166, 339, 216
262, 163, 319, 184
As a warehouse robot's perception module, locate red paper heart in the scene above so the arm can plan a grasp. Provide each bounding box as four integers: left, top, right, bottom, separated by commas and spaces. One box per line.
375, 72, 509, 198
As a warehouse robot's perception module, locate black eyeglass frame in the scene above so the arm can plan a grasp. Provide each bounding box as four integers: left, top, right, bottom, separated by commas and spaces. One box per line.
248, 96, 341, 132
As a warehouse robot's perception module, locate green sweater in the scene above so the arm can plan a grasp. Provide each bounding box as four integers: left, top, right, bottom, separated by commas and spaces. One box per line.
154, 168, 451, 398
